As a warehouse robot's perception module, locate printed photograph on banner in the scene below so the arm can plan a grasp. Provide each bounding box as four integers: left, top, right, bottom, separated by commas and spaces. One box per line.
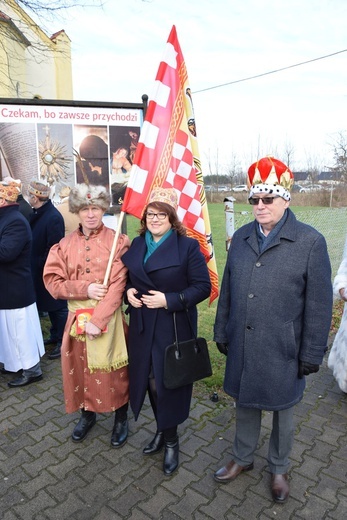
0, 122, 39, 194
109, 125, 140, 209
37, 123, 75, 199
73, 125, 110, 190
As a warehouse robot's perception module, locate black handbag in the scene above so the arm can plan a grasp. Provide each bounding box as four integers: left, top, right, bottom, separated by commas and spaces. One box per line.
163, 308, 212, 390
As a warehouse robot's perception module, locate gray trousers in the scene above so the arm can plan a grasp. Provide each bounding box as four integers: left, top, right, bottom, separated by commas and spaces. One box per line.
232, 403, 295, 474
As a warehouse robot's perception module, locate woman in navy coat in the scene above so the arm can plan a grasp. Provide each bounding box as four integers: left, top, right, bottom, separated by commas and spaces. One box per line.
122, 187, 211, 476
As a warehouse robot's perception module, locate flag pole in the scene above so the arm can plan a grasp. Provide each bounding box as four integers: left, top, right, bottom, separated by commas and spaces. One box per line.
103, 210, 126, 286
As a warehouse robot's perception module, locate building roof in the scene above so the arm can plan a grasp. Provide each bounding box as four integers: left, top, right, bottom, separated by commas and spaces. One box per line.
0, 10, 31, 47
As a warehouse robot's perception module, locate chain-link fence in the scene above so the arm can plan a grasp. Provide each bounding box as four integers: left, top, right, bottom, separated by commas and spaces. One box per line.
233, 207, 347, 280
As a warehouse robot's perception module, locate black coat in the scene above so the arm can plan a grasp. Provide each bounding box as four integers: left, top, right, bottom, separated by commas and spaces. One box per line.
17, 194, 33, 221
0, 204, 36, 309
122, 231, 211, 430
29, 200, 66, 311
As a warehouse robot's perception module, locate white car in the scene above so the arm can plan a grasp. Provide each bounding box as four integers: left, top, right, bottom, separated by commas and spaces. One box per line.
301, 184, 323, 192
232, 184, 248, 192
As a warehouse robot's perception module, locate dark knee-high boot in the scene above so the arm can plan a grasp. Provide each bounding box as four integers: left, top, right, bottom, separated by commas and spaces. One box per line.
111, 403, 128, 448
163, 427, 179, 476
72, 409, 96, 442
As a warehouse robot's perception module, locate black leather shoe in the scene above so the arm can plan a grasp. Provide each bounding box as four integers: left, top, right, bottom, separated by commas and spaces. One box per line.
143, 431, 164, 455
44, 338, 58, 346
214, 460, 254, 483
8, 373, 43, 387
271, 473, 289, 503
163, 437, 179, 476
48, 344, 61, 360
71, 412, 96, 442
111, 419, 128, 448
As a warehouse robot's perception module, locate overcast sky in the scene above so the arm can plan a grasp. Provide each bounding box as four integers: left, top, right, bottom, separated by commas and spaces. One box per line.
46, 0, 347, 174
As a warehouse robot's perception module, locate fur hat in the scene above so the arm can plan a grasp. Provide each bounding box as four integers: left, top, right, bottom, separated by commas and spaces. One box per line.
148, 187, 178, 209
247, 156, 294, 201
68, 184, 110, 214
28, 179, 51, 198
0, 181, 20, 202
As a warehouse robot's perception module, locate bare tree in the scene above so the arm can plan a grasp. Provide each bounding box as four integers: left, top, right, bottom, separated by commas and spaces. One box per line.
281, 139, 295, 170
224, 152, 244, 185
329, 131, 347, 183
304, 153, 325, 184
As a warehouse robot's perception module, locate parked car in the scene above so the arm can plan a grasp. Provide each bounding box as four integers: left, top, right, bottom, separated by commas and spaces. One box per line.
217, 186, 229, 192
292, 184, 307, 193
300, 184, 324, 192
232, 184, 248, 192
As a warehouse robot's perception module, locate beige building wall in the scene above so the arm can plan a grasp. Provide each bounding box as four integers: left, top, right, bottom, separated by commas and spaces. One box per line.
0, 0, 73, 100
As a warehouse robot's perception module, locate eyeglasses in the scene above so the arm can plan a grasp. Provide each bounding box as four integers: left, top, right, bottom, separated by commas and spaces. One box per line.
145, 212, 168, 220
249, 196, 280, 205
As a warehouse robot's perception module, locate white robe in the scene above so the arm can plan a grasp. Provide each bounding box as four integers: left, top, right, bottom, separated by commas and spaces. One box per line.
0, 303, 45, 371
328, 253, 347, 393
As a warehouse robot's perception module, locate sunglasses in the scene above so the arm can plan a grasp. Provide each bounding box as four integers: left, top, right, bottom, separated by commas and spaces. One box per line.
249, 196, 279, 205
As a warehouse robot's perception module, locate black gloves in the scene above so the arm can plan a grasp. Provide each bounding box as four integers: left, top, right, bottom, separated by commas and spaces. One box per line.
298, 361, 319, 379
216, 342, 228, 356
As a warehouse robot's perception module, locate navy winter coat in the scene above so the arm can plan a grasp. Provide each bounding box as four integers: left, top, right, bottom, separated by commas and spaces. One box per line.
0, 204, 36, 309
29, 200, 66, 311
122, 231, 211, 430
214, 209, 333, 411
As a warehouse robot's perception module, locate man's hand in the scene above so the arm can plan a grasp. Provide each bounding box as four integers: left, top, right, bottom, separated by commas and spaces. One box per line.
216, 342, 228, 356
298, 361, 319, 379
87, 283, 107, 301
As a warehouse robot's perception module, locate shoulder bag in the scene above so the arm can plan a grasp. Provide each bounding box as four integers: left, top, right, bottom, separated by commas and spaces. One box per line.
163, 304, 212, 390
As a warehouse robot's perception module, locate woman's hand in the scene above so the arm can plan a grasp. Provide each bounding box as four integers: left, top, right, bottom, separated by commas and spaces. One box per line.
141, 290, 167, 309
339, 287, 347, 301
85, 321, 102, 341
127, 288, 142, 308
87, 283, 108, 301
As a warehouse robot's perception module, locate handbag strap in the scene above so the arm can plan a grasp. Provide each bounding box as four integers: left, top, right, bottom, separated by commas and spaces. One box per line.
172, 311, 179, 347
179, 293, 197, 340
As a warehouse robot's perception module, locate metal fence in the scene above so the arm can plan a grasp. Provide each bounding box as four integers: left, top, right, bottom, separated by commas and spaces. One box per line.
233, 207, 347, 280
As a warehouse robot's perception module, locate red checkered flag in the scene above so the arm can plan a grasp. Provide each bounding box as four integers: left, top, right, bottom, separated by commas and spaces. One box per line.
122, 25, 218, 303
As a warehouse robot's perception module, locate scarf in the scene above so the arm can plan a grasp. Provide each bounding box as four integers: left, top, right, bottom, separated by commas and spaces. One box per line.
143, 228, 173, 263
68, 299, 128, 373
256, 209, 288, 253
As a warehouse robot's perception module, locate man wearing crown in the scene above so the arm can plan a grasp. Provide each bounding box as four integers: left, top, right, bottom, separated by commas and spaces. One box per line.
213, 156, 333, 503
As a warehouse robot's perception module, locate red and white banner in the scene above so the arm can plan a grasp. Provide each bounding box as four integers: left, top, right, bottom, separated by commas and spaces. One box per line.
122, 25, 218, 303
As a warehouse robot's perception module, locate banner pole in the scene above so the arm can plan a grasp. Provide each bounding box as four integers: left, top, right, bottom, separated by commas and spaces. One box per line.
103, 211, 125, 286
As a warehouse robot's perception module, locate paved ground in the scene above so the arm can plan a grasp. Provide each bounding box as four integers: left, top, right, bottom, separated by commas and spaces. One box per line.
1, 341, 347, 520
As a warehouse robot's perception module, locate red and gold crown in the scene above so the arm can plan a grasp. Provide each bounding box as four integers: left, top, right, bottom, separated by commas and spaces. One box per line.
247, 156, 294, 201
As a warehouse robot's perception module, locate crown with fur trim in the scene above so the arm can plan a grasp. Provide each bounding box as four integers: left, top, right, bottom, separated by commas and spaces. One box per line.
68, 184, 110, 214
148, 187, 178, 209
0, 181, 20, 202
247, 156, 294, 201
